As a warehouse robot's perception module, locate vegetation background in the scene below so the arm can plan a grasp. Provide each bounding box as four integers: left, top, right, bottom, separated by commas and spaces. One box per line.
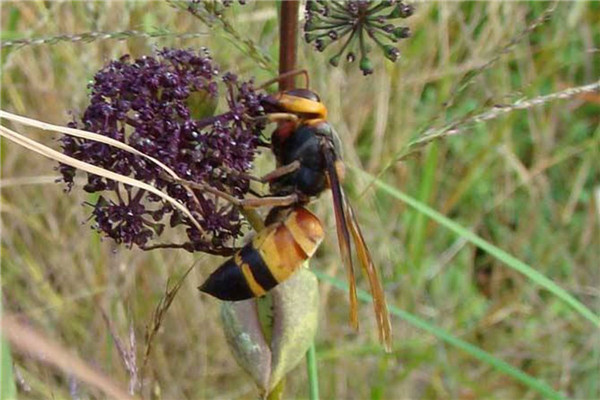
1, 1, 598, 399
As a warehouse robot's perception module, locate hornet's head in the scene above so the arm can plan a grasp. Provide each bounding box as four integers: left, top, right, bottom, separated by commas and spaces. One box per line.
262, 88, 327, 121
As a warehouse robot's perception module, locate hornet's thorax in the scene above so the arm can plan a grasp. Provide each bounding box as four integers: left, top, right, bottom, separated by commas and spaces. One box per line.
262, 89, 345, 201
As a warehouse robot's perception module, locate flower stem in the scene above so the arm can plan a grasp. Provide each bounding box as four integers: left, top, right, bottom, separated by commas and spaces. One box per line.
279, 0, 300, 90
329, 25, 358, 64
306, 342, 320, 400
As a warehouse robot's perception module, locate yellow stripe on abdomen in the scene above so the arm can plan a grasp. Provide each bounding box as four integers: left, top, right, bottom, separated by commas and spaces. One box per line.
236, 254, 267, 297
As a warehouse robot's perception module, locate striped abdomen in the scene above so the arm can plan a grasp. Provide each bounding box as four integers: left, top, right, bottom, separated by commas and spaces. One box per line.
199, 207, 324, 301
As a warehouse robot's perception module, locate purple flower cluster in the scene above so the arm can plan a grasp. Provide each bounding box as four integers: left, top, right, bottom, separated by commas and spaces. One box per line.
60, 48, 266, 255
304, 0, 414, 75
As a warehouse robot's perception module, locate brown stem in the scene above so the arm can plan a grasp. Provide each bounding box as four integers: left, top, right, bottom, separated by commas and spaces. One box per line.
279, 0, 300, 90
263, 4, 302, 400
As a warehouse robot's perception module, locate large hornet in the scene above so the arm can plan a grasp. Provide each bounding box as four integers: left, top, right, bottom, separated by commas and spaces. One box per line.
199, 71, 392, 351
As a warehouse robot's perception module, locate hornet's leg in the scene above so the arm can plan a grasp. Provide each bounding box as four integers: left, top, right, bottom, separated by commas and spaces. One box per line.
219, 160, 301, 184
165, 173, 299, 209
235, 194, 299, 208
260, 161, 301, 182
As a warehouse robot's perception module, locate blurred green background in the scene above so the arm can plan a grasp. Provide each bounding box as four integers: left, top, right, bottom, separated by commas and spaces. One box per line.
1, 1, 598, 399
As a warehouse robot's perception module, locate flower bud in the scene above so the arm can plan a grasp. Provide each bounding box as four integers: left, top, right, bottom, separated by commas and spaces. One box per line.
389, 3, 414, 19
304, 32, 317, 43
303, 0, 415, 76
306, 0, 320, 12
329, 54, 341, 67
383, 24, 395, 33
315, 37, 334, 52
360, 57, 374, 75
383, 45, 401, 62
304, 20, 317, 32
393, 26, 411, 39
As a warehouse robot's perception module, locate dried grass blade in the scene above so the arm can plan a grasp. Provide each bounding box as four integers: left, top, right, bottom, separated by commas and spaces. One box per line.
1, 313, 137, 400
0, 110, 180, 179
0, 125, 204, 233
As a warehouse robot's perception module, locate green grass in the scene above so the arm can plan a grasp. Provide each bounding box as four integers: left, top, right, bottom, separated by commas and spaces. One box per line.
358, 168, 599, 328
306, 343, 320, 400
1, 296, 17, 400
1, 1, 599, 399
314, 270, 564, 400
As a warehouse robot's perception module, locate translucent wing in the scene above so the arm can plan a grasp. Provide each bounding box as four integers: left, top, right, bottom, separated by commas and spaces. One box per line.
323, 144, 359, 330
344, 202, 392, 352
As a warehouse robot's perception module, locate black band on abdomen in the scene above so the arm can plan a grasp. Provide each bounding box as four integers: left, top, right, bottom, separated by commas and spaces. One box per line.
239, 245, 279, 291
199, 258, 255, 301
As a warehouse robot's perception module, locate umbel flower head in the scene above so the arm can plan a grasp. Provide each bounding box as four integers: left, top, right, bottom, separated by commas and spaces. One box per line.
304, 0, 414, 75
60, 48, 266, 255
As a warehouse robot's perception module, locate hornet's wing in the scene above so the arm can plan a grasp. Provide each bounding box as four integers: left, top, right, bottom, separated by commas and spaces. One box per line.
344, 202, 392, 352
323, 142, 359, 331
322, 133, 392, 351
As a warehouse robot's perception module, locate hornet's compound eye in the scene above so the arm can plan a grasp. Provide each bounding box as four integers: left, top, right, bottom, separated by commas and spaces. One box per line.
284, 88, 321, 103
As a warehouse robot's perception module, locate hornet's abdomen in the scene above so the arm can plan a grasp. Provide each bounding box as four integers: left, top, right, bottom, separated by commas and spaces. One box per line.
199, 207, 324, 301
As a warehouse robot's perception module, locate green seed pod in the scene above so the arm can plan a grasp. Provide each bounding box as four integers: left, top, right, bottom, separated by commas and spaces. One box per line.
268, 269, 319, 390
220, 268, 319, 395
220, 299, 271, 390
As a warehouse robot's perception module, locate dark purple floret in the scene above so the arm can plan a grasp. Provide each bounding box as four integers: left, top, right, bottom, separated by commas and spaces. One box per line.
304, 0, 414, 75
60, 48, 266, 255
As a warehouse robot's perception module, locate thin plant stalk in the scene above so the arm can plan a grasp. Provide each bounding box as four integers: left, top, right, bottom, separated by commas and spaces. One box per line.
306, 343, 320, 400
279, 0, 300, 90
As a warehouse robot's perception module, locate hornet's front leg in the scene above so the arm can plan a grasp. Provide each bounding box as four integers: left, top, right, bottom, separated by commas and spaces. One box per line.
164, 172, 299, 209
219, 160, 300, 184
